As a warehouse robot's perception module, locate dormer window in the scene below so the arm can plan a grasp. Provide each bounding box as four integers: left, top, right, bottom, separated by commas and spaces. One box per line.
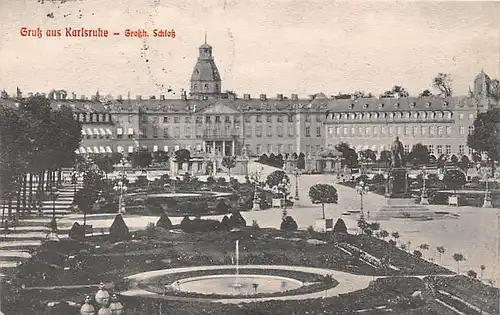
378, 103, 384, 109
348, 104, 354, 109
410, 102, 416, 108
425, 102, 431, 108
443, 101, 449, 107
363, 104, 369, 109
389, 112, 394, 119
394, 103, 400, 109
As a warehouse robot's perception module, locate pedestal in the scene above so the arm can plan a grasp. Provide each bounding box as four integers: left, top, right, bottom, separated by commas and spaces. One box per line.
252, 200, 260, 211
420, 196, 429, 205
374, 198, 432, 220
483, 198, 493, 208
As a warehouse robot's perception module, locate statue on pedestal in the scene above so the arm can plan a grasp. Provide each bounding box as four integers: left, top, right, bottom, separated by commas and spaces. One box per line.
386, 137, 409, 198
390, 137, 405, 169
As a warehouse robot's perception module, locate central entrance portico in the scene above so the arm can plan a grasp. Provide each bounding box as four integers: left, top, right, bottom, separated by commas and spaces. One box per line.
204, 140, 235, 156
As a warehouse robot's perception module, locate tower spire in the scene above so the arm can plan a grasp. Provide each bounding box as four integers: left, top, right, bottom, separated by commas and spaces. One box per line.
204, 30, 207, 44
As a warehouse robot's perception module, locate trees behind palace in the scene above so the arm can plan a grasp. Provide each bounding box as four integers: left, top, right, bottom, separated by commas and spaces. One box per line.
335, 142, 358, 168
407, 143, 429, 166
221, 156, 237, 178
0, 95, 81, 219
467, 107, 500, 177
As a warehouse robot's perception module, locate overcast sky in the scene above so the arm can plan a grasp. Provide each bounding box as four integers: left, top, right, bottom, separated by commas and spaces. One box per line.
0, 0, 499, 98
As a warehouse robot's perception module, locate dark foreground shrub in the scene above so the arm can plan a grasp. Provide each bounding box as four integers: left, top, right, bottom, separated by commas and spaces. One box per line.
181, 219, 222, 233
109, 214, 131, 242
229, 211, 246, 228
333, 218, 348, 234
280, 216, 298, 231
156, 213, 172, 229
68, 222, 85, 241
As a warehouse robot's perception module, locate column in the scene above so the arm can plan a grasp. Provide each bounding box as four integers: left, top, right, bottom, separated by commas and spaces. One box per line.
232, 140, 235, 156
222, 141, 226, 156
212, 141, 216, 154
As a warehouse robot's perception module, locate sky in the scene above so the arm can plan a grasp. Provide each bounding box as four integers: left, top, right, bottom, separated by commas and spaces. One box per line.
0, 0, 499, 98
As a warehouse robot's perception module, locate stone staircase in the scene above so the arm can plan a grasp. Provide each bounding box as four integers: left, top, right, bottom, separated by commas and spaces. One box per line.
0, 171, 83, 276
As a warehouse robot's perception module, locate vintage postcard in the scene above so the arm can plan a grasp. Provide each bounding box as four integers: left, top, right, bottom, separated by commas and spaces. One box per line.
0, 0, 499, 314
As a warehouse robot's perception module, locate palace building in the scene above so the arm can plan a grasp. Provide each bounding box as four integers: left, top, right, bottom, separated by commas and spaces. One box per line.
1, 41, 499, 168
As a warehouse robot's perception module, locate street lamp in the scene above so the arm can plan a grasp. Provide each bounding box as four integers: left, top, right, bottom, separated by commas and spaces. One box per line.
251, 167, 263, 211
420, 166, 429, 205
49, 186, 60, 231
72, 170, 78, 196
278, 177, 290, 219
478, 163, 493, 208
294, 168, 302, 200
80, 283, 123, 315
113, 181, 128, 215
355, 180, 370, 220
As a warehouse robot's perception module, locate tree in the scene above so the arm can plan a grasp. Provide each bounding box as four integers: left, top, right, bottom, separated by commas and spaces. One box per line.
452, 253, 465, 274
391, 231, 400, 244
382, 85, 409, 98
335, 142, 358, 168
436, 246, 445, 265
308, 184, 338, 219
450, 155, 459, 165
156, 213, 172, 229
407, 143, 429, 166
221, 156, 237, 178
419, 89, 433, 97
297, 153, 306, 170
413, 250, 423, 259
93, 155, 114, 175
152, 150, 169, 165
110, 152, 124, 165
379, 230, 389, 240
458, 155, 470, 175
131, 148, 152, 169
359, 149, 376, 164
433, 73, 453, 97
280, 216, 298, 231
266, 170, 289, 188
419, 244, 430, 259
443, 169, 466, 195
109, 214, 131, 242
174, 149, 191, 169
467, 108, 500, 177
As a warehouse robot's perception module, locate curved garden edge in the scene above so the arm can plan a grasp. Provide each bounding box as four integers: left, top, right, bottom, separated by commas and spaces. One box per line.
121, 265, 378, 304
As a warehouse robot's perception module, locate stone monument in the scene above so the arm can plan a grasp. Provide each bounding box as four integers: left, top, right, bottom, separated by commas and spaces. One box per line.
374, 137, 432, 220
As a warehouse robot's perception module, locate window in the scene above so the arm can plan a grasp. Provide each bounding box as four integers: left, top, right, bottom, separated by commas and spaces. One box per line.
305, 115, 311, 122
277, 125, 284, 137
445, 145, 452, 155
468, 114, 474, 120
288, 144, 293, 152
256, 115, 262, 123
266, 125, 273, 137
278, 144, 284, 153
365, 127, 370, 136
128, 146, 134, 153
381, 126, 386, 136
404, 126, 409, 135
195, 116, 202, 124
185, 116, 191, 123
316, 127, 321, 137
413, 126, 418, 136
266, 115, 272, 123
388, 127, 393, 136
344, 127, 348, 136
421, 126, 427, 135
195, 128, 202, 139
428, 145, 434, 154
245, 126, 252, 137
277, 115, 283, 123
174, 126, 180, 138
437, 145, 443, 155
225, 116, 231, 123
459, 126, 465, 135
396, 126, 401, 135
153, 126, 158, 138
328, 127, 333, 135
373, 126, 378, 136
163, 127, 169, 138
116, 127, 123, 139
468, 126, 474, 135
469, 147, 473, 155
288, 125, 294, 137
288, 115, 293, 123
185, 126, 191, 139
215, 116, 220, 123
458, 145, 465, 155
430, 126, 436, 136
305, 126, 310, 137
351, 127, 356, 136
459, 113, 464, 120
335, 127, 340, 135
446, 126, 451, 135
267, 144, 272, 153
128, 114, 133, 123
255, 125, 262, 137
140, 127, 147, 139
404, 145, 409, 153
256, 144, 262, 155
316, 115, 322, 122
205, 116, 211, 124
244, 115, 251, 123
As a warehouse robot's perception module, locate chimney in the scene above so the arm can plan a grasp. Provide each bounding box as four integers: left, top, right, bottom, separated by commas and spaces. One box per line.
259, 94, 267, 101
243, 94, 251, 100
291, 94, 298, 101
181, 91, 187, 100
160, 95, 165, 100
72, 92, 77, 100
117, 95, 122, 101
277, 93, 283, 100
55, 92, 61, 100
61, 93, 67, 100
136, 95, 142, 100
28, 92, 34, 98
81, 95, 85, 100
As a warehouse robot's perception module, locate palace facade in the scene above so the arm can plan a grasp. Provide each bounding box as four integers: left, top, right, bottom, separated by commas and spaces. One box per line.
2, 41, 499, 163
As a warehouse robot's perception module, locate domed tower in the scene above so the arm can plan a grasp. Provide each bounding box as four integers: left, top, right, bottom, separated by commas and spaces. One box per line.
190, 35, 222, 100
473, 70, 491, 99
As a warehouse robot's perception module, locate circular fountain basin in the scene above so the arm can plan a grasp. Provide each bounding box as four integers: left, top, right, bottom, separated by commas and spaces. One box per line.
176, 274, 303, 296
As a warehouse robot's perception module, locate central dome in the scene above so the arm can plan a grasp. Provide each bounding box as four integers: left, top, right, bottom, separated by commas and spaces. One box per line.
190, 41, 222, 98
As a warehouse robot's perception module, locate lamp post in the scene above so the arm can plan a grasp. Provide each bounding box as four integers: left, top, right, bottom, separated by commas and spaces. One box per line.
80, 283, 123, 315
294, 168, 302, 200
420, 166, 429, 205
251, 166, 263, 211
478, 163, 493, 208
355, 180, 370, 220
278, 177, 290, 219
72, 170, 78, 196
113, 158, 128, 214
49, 186, 60, 231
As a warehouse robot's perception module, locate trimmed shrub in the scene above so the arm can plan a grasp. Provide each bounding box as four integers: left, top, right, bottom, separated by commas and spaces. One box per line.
280, 216, 298, 231
68, 222, 85, 241
229, 211, 246, 228
333, 218, 348, 234
109, 214, 131, 242
156, 213, 172, 229
49, 217, 58, 232
215, 199, 231, 213
181, 218, 222, 233
221, 215, 231, 230
180, 216, 191, 230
